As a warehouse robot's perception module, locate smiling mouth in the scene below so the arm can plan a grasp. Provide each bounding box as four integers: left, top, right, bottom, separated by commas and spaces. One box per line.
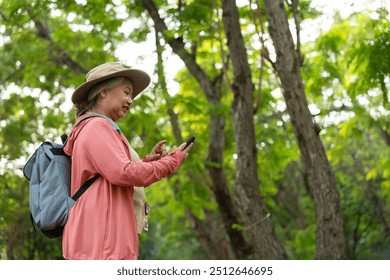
123, 106, 130, 112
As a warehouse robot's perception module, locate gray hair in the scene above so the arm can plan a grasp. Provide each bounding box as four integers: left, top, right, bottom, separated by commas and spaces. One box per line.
75, 77, 129, 117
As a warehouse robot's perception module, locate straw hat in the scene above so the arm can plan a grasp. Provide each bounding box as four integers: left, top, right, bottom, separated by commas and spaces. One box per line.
71, 62, 151, 104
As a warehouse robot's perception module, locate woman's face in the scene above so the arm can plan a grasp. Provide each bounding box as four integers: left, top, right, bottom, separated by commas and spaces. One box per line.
100, 79, 134, 121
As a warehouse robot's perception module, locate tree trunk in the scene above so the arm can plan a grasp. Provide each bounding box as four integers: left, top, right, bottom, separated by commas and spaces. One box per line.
263, 0, 347, 259
142, 0, 251, 259
186, 209, 235, 259
154, 30, 236, 259
221, 0, 287, 259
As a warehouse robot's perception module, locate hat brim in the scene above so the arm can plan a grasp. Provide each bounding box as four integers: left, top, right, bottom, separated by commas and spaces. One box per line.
71, 69, 151, 104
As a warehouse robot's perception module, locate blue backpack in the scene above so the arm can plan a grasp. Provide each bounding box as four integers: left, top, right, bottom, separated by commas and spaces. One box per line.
23, 114, 120, 238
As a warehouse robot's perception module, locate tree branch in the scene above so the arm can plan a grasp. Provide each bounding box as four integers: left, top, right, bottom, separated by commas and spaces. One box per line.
213, 0, 236, 96
249, 0, 264, 113
140, 0, 218, 102
287, 0, 303, 65
26, 7, 86, 74
0, 63, 27, 85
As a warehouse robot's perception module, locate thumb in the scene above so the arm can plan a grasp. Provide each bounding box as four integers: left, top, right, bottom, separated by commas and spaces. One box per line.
154, 140, 167, 149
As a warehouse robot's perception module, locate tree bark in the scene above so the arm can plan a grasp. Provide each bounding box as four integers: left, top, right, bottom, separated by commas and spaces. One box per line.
221, 0, 287, 259
263, 0, 347, 259
186, 209, 235, 259
142, 0, 251, 259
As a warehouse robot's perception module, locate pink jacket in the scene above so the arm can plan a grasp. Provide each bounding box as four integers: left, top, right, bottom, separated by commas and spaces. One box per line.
62, 116, 185, 259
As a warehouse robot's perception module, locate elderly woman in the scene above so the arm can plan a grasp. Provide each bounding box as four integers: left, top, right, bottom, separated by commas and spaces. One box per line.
62, 62, 192, 260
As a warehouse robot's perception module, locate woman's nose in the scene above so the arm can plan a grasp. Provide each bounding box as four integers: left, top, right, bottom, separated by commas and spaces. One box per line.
126, 95, 133, 104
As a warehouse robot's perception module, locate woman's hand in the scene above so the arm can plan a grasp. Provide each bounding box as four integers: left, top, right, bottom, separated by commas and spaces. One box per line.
146, 140, 168, 161
145, 139, 193, 162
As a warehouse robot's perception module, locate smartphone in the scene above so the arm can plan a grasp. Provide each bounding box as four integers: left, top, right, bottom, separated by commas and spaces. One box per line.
182, 135, 195, 151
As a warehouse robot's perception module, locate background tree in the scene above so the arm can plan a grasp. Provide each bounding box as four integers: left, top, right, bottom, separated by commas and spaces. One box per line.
263, 0, 346, 259
139, 0, 286, 259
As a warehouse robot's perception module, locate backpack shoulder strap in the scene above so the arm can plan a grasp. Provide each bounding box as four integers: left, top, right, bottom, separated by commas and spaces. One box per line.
71, 174, 99, 201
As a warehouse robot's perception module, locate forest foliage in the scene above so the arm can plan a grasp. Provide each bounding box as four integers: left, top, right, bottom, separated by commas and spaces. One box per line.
0, 0, 389, 259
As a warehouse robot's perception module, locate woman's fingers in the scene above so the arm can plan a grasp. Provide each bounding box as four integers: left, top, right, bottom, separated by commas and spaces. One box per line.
179, 142, 193, 154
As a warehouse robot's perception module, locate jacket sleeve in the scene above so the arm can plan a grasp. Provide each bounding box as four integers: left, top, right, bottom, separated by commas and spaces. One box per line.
79, 119, 185, 187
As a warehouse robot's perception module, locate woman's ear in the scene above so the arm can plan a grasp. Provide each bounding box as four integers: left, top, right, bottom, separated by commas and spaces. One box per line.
99, 89, 108, 98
